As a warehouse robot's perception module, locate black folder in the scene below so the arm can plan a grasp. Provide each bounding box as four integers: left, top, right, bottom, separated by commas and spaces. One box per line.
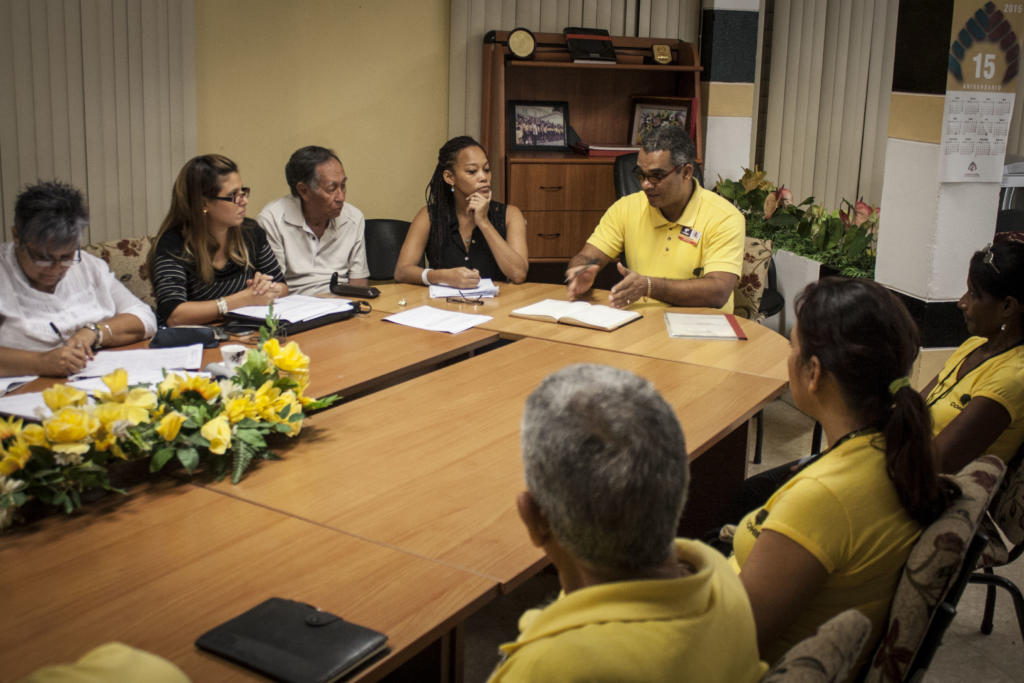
196, 597, 389, 683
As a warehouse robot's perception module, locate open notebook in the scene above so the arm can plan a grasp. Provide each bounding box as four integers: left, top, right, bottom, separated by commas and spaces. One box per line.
510, 299, 641, 332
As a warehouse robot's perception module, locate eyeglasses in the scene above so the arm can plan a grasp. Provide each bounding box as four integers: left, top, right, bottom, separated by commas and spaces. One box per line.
632, 164, 684, 186
214, 187, 251, 205
982, 243, 1000, 274
20, 243, 81, 268
446, 292, 484, 306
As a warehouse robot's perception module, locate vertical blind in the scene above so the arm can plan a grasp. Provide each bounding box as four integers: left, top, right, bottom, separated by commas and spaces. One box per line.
760, 0, 897, 208
0, 0, 196, 244
449, 0, 701, 139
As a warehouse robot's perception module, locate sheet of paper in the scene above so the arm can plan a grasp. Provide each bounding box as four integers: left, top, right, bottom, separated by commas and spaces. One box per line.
0, 392, 49, 421
231, 294, 353, 322
70, 344, 204, 380
664, 313, 741, 340
428, 279, 499, 299
383, 305, 492, 334
0, 375, 38, 396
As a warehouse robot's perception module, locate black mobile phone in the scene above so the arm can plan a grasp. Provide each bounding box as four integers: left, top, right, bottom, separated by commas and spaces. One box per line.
330, 273, 380, 299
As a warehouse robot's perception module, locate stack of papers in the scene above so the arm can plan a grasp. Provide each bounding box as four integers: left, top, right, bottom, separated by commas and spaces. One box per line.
0, 375, 37, 397
70, 344, 205, 380
383, 305, 492, 334
232, 295, 353, 322
428, 279, 499, 299
663, 313, 747, 340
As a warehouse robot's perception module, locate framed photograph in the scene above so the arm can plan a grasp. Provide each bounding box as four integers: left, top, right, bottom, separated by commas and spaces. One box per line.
629, 97, 693, 145
509, 101, 570, 151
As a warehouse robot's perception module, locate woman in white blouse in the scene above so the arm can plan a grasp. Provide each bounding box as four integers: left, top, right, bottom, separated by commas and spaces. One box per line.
0, 181, 157, 377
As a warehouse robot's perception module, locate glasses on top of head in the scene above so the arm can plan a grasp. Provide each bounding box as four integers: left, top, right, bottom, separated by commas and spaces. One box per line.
631, 164, 684, 186
214, 187, 251, 205
446, 292, 484, 306
20, 243, 82, 268
981, 243, 1000, 274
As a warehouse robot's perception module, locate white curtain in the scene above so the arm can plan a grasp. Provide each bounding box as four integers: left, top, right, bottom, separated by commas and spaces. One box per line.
0, 0, 196, 244
761, 0, 897, 208
449, 0, 701, 139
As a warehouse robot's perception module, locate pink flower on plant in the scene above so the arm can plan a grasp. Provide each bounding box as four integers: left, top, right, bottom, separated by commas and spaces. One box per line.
840, 197, 879, 228
763, 186, 794, 219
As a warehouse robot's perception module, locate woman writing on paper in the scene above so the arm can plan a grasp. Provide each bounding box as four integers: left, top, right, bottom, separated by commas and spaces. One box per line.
148, 154, 287, 327
0, 181, 156, 377
395, 136, 528, 287
732, 278, 956, 669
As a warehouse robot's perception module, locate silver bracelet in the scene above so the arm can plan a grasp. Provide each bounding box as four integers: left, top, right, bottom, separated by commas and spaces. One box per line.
421, 268, 432, 286
646, 276, 652, 300
216, 297, 228, 317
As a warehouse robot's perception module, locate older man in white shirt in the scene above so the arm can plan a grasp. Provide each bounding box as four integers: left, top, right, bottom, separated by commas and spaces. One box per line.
256, 146, 369, 295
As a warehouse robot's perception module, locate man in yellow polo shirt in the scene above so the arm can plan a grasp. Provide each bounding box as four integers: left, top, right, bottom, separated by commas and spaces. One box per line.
487, 364, 767, 682
565, 126, 744, 312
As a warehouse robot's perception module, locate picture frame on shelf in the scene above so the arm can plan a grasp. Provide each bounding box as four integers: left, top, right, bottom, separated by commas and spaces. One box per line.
509, 100, 570, 151
629, 96, 693, 145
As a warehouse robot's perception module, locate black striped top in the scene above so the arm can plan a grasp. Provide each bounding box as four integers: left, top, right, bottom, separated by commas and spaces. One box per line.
152, 220, 285, 325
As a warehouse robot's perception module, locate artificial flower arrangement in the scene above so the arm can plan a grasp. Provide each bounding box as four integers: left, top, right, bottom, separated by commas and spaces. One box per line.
0, 321, 335, 530
716, 167, 879, 278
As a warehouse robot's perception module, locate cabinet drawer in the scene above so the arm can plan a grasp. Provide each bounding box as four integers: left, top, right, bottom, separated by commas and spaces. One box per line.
524, 211, 603, 259
508, 163, 615, 211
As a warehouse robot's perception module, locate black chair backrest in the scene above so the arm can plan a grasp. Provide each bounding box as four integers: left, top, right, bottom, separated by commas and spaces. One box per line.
996, 208, 1024, 234
613, 152, 705, 200
364, 218, 416, 280
614, 152, 641, 199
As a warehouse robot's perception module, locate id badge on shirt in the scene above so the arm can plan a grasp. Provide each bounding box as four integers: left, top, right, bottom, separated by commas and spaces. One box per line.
678, 226, 701, 246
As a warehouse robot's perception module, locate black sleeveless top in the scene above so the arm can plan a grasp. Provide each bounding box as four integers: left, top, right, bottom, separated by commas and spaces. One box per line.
434, 201, 508, 281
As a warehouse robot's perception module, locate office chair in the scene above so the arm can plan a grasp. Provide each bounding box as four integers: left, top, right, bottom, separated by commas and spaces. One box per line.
364, 218, 418, 281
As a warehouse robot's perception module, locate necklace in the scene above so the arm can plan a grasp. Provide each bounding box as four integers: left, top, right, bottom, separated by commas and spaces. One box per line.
926, 338, 1024, 408
821, 426, 878, 456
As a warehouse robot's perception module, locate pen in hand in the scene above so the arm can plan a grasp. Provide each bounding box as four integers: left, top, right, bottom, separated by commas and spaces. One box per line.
564, 258, 600, 284
49, 321, 64, 342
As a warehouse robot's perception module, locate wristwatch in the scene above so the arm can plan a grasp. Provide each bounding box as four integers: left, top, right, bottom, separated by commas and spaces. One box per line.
85, 322, 103, 351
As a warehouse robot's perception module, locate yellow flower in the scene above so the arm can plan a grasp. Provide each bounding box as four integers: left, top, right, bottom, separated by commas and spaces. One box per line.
156, 412, 187, 441
224, 395, 256, 424
42, 384, 87, 412
124, 389, 157, 421
176, 374, 221, 401
44, 407, 99, 446
0, 442, 31, 475
0, 417, 21, 442
200, 415, 231, 455
158, 373, 182, 396
95, 368, 129, 402
21, 424, 47, 446
262, 338, 310, 374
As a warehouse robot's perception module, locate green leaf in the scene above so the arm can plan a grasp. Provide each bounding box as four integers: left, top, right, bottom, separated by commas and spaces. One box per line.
177, 447, 200, 472
234, 429, 267, 449
150, 447, 176, 473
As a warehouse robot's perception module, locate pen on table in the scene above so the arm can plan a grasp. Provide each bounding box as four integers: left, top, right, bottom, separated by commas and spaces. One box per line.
564, 259, 600, 284
49, 322, 65, 343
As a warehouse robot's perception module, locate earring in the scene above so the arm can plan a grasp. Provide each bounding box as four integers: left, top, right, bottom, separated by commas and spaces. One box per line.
202, 208, 208, 215
1001, 323, 1008, 332
450, 185, 454, 193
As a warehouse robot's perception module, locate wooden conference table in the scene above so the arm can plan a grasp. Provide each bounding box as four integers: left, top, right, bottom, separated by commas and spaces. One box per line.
2, 284, 789, 681
367, 282, 790, 383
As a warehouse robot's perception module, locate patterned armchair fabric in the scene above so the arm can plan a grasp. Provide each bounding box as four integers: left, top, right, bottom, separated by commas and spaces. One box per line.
763, 609, 872, 683
83, 236, 154, 308
734, 237, 772, 322
865, 455, 1006, 683
979, 451, 1024, 566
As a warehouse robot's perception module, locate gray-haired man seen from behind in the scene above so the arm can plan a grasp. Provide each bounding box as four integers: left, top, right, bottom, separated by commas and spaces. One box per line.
256, 145, 369, 295
487, 363, 766, 682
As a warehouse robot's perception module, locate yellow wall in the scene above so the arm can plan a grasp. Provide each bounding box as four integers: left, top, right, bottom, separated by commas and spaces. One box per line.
195, 0, 450, 222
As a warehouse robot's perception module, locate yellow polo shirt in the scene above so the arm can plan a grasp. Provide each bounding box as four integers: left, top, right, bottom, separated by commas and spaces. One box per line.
586, 180, 745, 312
730, 432, 921, 669
488, 540, 767, 682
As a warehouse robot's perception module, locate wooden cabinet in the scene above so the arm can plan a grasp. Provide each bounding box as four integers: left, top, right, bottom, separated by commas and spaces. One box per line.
482, 31, 703, 263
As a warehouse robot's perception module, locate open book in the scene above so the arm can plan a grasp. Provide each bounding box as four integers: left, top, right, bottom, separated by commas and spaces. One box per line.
510, 299, 641, 332
663, 312, 747, 340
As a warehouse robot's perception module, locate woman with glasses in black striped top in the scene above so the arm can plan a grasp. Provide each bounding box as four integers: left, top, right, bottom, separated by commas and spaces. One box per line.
148, 154, 287, 326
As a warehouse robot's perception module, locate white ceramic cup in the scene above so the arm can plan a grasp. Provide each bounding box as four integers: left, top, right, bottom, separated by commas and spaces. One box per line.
220, 344, 248, 372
